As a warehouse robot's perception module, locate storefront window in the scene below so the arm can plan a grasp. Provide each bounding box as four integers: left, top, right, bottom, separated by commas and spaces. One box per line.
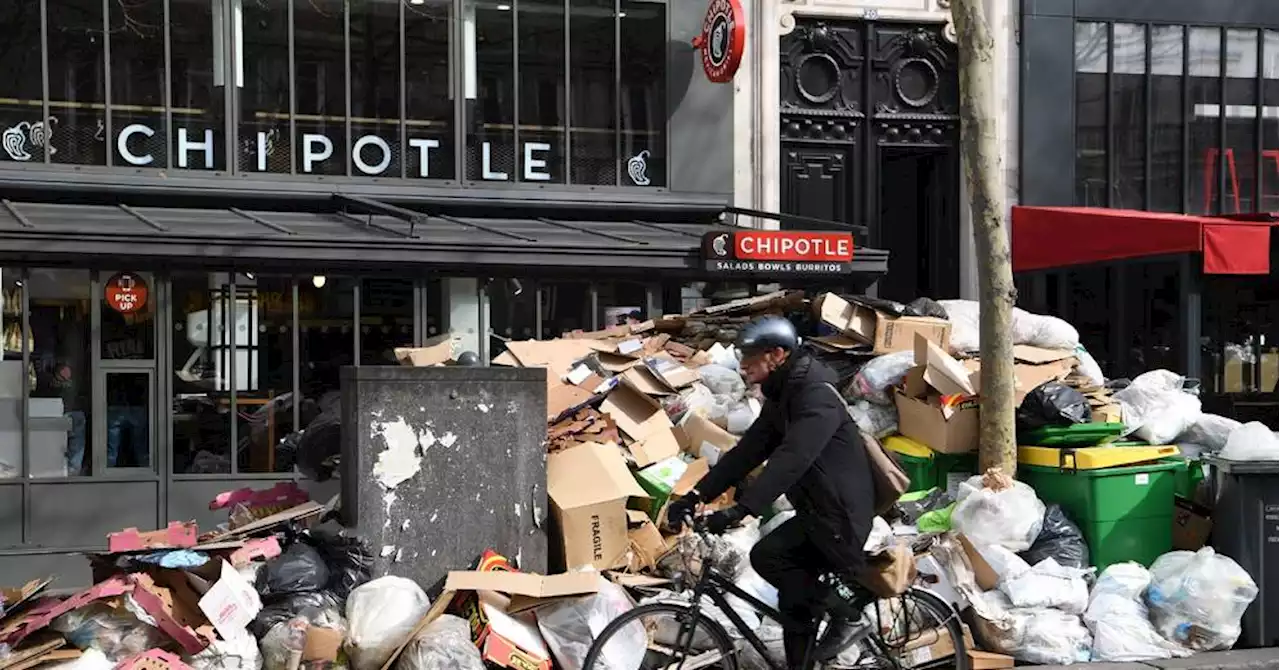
172, 273, 232, 473
240, 0, 292, 173
519, 0, 568, 183
110, 0, 167, 168
47, 0, 108, 166
1112, 24, 1145, 210
0, 3, 46, 163
405, 0, 455, 179
1150, 25, 1184, 213
298, 275, 354, 417
1074, 22, 1107, 207
26, 270, 93, 478
236, 275, 294, 474
360, 278, 414, 365
101, 272, 156, 361
465, 0, 516, 181
3, 0, 666, 184
1, 268, 27, 477
620, 0, 667, 188
539, 282, 592, 336
1224, 29, 1259, 213
570, 0, 616, 185
489, 278, 538, 356
350, 0, 403, 179
1265, 30, 1279, 213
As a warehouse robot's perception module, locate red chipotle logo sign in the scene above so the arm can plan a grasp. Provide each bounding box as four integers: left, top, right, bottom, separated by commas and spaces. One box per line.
702, 231, 855, 274
691, 0, 746, 83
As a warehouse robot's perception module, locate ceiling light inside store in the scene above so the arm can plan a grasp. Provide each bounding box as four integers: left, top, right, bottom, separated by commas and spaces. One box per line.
312, 275, 327, 288
496, 4, 511, 9
410, 0, 425, 3
618, 11, 626, 16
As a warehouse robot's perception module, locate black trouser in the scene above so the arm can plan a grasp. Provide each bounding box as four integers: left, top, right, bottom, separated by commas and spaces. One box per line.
749, 516, 864, 668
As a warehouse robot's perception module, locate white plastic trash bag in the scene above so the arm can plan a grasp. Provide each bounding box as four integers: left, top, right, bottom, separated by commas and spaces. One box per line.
186, 627, 263, 670
1114, 370, 1202, 444
848, 351, 916, 405
395, 615, 484, 670
1084, 563, 1191, 662
969, 594, 1092, 666
1177, 413, 1243, 453
538, 578, 644, 670
1219, 422, 1280, 461
951, 475, 1046, 552
999, 558, 1092, 614
938, 300, 1080, 353
346, 576, 432, 670
1147, 548, 1260, 651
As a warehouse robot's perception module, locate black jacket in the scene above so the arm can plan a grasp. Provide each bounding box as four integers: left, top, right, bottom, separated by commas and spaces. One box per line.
695, 351, 874, 568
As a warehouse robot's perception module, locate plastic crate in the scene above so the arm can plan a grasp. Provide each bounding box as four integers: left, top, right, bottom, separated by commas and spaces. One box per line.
1018, 460, 1181, 571
883, 435, 977, 495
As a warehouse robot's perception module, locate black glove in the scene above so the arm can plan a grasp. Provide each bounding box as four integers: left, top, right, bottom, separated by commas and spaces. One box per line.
705, 506, 746, 534
665, 495, 699, 532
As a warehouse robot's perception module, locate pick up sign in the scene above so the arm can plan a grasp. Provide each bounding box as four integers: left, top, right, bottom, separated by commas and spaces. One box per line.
702, 230, 856, 274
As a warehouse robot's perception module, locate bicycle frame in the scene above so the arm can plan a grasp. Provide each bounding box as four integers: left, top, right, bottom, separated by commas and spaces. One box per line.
681, 564, 909, 670
687, 565, 788, 670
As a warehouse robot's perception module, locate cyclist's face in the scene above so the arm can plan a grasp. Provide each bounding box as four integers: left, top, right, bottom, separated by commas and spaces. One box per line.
739, 348, 786, 384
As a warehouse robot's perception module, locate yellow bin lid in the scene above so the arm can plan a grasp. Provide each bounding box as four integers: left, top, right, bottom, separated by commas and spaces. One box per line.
884, 435, 935, 460
1018, 445, 1181, 470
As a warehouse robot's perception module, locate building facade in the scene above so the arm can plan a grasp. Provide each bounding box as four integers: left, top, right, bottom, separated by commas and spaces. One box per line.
732, 0, 1020, 303
1017, 0, 1278, 413
0, 0, 896, 581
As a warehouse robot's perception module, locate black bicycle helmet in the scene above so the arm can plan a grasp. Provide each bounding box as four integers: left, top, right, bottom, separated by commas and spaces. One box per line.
455, 351, 481, 366
735, 316, 800, 356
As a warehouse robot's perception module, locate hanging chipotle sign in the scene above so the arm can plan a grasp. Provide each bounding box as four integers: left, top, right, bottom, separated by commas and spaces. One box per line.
702, 231, 856, 274
104, 272, 149, 314
692, 0, 746, 83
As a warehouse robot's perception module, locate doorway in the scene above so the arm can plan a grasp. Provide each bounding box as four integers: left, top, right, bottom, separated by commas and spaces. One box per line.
878, 148, 959, 302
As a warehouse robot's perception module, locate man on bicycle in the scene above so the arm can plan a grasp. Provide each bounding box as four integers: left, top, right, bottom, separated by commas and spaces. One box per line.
668, 315, 876, 668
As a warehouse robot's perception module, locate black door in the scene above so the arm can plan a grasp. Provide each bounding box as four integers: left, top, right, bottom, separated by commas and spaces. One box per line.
780, 19, 960, 300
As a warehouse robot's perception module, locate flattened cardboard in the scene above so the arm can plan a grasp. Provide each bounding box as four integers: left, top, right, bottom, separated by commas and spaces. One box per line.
601, 383, 672, 442
916, 335, 978, 398
443, 570, 601, 598
547, 443, 649, 570
620, 367, 675, 396
642, 356, 698, 391
956, 534, 1000, 592
1010, 345, 1078, 401
393, 334, 457, 366
626, 428, 681, 468
0, 638, 65, 670
0, 579, 52, 618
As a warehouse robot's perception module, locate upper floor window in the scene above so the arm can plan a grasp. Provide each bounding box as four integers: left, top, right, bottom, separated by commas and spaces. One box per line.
0, 0, 667, 186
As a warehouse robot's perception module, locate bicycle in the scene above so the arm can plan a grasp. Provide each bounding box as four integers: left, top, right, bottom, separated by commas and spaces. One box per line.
582, 517, 971, 670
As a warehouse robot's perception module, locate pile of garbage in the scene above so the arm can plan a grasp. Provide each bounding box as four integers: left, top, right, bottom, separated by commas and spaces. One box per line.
926, 472, 1259, 664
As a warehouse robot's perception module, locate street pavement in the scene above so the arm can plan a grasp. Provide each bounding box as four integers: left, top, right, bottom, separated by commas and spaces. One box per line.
1031, 649, 1279, 670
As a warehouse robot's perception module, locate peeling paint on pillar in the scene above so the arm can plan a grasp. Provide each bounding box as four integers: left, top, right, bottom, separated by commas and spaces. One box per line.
341, 366, 549, 585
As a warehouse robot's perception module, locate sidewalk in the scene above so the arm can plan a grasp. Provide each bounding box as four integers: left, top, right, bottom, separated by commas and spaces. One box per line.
1034, 649, 1279, 670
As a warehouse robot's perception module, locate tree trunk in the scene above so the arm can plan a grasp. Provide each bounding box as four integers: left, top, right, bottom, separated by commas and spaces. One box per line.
951, 0, 1017, 475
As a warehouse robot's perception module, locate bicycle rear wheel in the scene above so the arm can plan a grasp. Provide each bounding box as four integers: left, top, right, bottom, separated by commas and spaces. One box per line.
581, 602, 743, 670
849, 587, 971, 670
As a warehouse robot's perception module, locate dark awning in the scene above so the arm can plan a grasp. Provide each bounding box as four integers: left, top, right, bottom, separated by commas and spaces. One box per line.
0, 196, 890, 278
1012, 206, 1278, 275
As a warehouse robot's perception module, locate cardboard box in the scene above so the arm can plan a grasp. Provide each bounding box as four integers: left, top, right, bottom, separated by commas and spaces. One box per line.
956, 534, 1000, 592
302, 626, 343, 662
444, 569, 601, 613
814, 293, 951, 354
1173, 496, 1212, 551
895, 337, 980, 455
1010, 346, 1078, 402
547, 443, 650, 570
902, 625, 991, 667
677, 412, 738, 465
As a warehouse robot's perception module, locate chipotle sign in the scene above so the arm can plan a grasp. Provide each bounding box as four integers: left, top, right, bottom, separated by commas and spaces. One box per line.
702, 231, 855, 274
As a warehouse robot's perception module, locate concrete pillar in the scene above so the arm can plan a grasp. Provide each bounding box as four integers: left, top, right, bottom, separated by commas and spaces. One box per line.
443, 277, 488, 360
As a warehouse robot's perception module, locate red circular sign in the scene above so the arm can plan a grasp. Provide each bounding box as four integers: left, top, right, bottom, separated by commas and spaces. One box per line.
692, 0, 746, 83
104, 272, 149, 314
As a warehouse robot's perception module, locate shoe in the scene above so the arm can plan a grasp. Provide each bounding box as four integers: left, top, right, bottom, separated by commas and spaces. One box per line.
812, 618, 872, 662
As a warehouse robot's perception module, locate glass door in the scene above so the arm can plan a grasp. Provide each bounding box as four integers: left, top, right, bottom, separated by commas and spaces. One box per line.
96, 369, 157, 472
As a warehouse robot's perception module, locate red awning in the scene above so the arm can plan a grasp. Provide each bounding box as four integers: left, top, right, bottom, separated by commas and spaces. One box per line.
1012, 206, 1278, 275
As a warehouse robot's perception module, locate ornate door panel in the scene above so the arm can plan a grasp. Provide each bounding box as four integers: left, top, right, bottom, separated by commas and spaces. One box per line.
780, 18, 960, 298
781, 144, 856, 226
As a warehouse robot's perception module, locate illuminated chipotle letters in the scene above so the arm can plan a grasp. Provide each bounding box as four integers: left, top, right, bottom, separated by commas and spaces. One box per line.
113, 124, 552, 181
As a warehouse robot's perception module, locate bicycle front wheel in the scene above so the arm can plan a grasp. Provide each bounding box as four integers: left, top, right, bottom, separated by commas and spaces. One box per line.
581, 601, 742, 670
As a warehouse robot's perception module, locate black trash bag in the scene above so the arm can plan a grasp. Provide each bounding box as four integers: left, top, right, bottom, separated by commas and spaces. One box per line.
250, 590, 342, 638
1017, 381, 1090, 430
848, 295, 908, 317
1019, 504, 1090, 569
256, 542, 331, 599
906, 297, 949, 319
307, 529, 374, 602
293, 412, 342, 482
